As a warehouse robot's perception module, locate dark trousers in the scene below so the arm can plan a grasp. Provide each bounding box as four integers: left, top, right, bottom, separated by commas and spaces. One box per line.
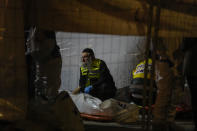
187, 76, 197, 130
90, 83, 116, 101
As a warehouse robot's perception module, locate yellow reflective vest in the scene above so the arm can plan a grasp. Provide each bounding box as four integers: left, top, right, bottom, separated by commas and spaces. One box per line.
132, 59, 152, 79
80, 59, 101, 87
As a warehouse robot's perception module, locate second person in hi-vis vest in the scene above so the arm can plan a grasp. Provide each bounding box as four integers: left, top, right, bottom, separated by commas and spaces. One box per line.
130, 52, 157, 106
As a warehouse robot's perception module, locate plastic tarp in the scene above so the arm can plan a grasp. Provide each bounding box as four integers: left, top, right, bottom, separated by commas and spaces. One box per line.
69, 92, 103, 115
69, 92, 141, 123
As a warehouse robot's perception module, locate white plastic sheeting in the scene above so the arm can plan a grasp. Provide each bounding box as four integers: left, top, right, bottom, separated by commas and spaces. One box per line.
69, 92, 140, 119
56, 32, 146, 91
69, 92, 103, 115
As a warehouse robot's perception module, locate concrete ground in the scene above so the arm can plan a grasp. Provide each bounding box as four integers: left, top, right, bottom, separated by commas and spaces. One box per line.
84, 120, 195, 131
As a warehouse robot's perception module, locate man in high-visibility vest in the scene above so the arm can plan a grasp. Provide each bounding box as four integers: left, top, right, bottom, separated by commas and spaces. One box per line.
130, 56, 157, 106
73, 48, 116, 101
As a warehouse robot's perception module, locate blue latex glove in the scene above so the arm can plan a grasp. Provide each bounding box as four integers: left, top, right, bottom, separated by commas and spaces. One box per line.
84, 85, 93, 93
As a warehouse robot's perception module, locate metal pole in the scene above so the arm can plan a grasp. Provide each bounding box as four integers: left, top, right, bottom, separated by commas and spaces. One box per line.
148, 0, 161, 130
142, 0, 154, 130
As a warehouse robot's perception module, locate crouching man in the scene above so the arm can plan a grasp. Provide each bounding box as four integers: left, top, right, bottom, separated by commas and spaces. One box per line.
73, 48, 117, 101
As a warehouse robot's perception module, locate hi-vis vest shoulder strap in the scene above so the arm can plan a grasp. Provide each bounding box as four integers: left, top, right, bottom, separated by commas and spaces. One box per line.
133, 59, 152, 79
80, 59, 101, 86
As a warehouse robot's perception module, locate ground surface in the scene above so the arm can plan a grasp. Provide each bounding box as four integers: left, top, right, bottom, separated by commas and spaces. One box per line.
84, 120, 195, 131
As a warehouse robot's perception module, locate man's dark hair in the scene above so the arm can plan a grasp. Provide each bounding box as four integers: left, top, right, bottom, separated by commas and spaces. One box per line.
82, 48, 95, 58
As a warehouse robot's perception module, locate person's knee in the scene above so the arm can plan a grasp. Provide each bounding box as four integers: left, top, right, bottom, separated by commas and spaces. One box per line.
96, 83, 116, 100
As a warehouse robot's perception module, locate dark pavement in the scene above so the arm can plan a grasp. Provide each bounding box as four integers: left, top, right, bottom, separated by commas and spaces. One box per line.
84, 120, 195, 131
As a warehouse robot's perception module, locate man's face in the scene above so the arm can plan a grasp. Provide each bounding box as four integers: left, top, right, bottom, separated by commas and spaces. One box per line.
81, 52, 91, 65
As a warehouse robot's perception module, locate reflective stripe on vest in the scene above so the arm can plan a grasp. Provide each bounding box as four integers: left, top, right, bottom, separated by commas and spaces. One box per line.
80, 59, 101, 87
133, 59, 152, 79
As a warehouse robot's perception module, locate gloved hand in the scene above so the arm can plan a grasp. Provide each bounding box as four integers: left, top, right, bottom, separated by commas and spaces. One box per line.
84, 85, 93, 93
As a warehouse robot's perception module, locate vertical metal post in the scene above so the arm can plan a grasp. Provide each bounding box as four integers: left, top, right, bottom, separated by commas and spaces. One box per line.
142, 0, 154, 130
148, 0, 161, 130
